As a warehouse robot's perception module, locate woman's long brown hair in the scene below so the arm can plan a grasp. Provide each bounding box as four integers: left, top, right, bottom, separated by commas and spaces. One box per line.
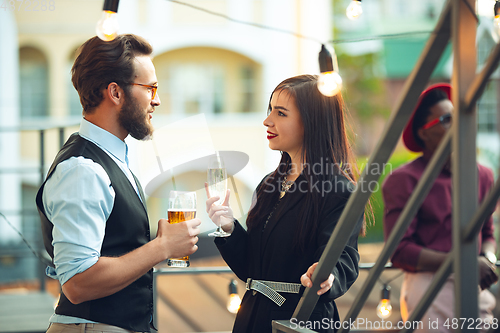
246, 74, 366, 251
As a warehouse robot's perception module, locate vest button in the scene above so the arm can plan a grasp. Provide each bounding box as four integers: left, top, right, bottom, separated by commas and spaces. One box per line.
146, 232, 150, 237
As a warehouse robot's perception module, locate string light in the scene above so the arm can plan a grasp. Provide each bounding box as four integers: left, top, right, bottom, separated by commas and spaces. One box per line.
166, 0, 434, 46
317, 44, 343, 97
376, 284, 392, 319
96, 0, 120, 41
346, 0, 363, 20
227, 279, 241, 314
494, 1, 500, 37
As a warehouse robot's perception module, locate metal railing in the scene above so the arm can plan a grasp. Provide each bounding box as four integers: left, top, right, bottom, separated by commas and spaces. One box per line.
0, 120, 79, 291
152, 264, 402, 333
153, 266, 234, 330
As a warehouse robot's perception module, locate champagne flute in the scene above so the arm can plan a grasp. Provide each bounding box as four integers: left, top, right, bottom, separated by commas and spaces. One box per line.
207, 152, 231, 237
167, 191, 196, 267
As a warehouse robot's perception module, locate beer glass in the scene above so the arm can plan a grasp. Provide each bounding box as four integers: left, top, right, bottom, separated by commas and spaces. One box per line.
207, 152, 231, 237
167, 191, 196, 267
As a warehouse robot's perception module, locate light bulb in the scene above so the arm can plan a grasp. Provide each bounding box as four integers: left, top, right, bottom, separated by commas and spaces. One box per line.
227, 279, 241, 314
317, 44, 342, 97
227, 293, 242, 314
96, 10, 119, 41
376, 299, 392, 319
494, 1, 500, 37
376, 284, 392, 319
317, 71, 343, 97
96, 0, 120, 41
495, 15, 500, 37
346, 0, 363, 20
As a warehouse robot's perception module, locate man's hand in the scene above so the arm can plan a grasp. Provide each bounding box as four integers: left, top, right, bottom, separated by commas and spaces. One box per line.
157, 218, 201, 259
478, 256, 498, 290
62, 217, 201, 304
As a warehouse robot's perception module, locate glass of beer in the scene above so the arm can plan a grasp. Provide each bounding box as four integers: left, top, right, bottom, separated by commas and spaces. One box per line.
167, 191, 197, 267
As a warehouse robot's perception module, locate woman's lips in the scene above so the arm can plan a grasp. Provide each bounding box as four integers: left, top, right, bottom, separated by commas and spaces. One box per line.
267, 131, 277, 140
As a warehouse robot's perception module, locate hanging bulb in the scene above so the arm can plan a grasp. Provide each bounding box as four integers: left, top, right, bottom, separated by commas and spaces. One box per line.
376, 285, 392, 319
495, 15, 500, 36
227, 280, 241, 314
346, 0, 363, 20
318, 72, 343, 97
318, 44, 343, 97
227, 293, 242, 314
494, 1, 500, 37
96, 0, 120, 41
96, 11, 119, 41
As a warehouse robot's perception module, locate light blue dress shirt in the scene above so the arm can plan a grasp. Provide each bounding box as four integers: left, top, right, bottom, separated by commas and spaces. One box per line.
42, 119, 141, 323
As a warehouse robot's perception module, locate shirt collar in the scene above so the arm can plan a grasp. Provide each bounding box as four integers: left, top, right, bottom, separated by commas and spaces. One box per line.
419, 152, 451, 175
79, 118, 128, 165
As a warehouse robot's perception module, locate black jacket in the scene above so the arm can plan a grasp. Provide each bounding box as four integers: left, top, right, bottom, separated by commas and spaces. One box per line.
215, 173, 363, 333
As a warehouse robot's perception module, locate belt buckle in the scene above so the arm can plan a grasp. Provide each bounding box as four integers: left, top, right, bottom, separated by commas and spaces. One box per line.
246, 278, 252, 291
246, 278, 257, 295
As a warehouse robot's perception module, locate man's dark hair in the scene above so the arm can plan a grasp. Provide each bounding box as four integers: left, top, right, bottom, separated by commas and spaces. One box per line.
71, 34, 153, 114
412, 88, 449, 148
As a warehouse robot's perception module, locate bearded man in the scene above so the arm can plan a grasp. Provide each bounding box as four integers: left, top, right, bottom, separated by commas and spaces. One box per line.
36, 34, 201, 333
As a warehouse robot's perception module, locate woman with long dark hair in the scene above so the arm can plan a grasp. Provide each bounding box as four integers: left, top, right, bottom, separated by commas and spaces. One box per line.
206, 74, 365, 333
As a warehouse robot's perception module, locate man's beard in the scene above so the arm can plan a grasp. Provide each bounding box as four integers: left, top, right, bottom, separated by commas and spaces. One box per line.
118, 93, 154, 141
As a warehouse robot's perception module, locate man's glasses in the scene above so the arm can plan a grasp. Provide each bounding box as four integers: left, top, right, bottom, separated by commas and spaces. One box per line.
422, 113, 452, 130
128, 82, 158, 100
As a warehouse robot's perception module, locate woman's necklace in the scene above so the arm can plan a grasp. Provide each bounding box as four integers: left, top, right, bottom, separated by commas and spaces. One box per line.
263, 175, 294, 232
280, 175, 295, 198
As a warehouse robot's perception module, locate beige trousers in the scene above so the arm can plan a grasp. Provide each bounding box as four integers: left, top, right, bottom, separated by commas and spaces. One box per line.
46, 323, 146, 333
400, 272, 496, 333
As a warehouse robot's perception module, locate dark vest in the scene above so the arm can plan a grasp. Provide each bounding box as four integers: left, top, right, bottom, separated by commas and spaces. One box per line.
35, 133, 153, 332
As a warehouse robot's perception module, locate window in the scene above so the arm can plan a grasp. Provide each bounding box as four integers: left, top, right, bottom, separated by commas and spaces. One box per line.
68, 48, 82, 116
168, 64, 225, 114
240, 66, 256, 113
153, 47, 261, 115
477, 32, 498, 133
19, 47, 48, 118
477, 81, 497, 133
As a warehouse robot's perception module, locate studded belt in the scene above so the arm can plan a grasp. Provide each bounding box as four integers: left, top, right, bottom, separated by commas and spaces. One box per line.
246, 278, 301, 306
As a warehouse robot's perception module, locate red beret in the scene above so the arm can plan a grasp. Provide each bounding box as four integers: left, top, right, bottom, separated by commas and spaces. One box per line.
402, 83, 452, 152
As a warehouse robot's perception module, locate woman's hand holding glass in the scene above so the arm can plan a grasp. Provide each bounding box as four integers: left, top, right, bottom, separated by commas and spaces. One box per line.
205, 183, 235, 234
